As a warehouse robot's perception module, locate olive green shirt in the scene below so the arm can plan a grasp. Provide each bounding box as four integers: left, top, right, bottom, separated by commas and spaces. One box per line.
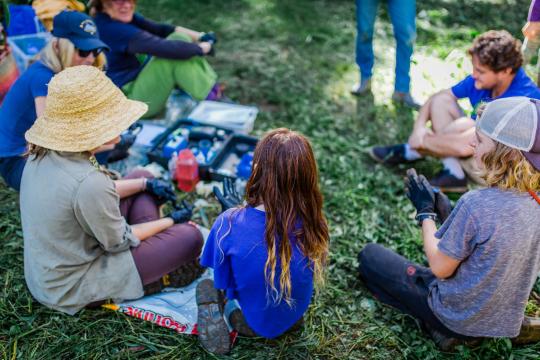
20, 151, 143, 315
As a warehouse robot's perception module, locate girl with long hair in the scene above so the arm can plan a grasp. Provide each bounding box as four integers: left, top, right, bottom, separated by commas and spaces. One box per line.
197, 128, 330, 354
358, 96, 540, 350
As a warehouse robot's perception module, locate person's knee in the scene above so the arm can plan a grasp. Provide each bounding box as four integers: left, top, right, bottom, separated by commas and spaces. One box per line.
175, 223, 204, 257
357, 243, 385, 274
166, 31, 192, 43
394, 25, 416, 48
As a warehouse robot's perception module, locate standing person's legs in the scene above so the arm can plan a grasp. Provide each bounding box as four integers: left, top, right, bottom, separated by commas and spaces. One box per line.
357, 243, 467, 339
387, 0, 416, 94
123, 32, 218, 118
0, 156, 26, 191
355, 0, 379, 84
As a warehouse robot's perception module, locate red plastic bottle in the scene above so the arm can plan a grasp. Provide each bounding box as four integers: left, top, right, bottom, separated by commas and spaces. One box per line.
175, 149, 199, 192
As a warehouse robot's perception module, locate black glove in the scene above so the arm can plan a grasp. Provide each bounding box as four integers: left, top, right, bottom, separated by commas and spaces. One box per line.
199, 32, 216, 56
404, 168, 436, 222
213, 177, 242, 213
433, 188, 452, 223
115, 132, 137, 153
199, 32, 217, 44
145, 178, 177, 205
168, 200, 193, 224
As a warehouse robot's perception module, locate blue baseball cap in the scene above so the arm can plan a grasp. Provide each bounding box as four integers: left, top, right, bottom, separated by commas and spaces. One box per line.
51, 11, 110, 51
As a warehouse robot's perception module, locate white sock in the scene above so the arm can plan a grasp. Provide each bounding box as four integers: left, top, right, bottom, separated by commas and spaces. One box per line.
404, 144, 423, 161
442, 157, 465, 179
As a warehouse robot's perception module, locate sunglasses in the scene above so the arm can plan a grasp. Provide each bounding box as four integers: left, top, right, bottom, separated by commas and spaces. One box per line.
77, 48, 103, 58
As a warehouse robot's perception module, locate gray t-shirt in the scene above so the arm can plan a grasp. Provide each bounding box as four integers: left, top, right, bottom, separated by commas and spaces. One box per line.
428, 188, 540, 337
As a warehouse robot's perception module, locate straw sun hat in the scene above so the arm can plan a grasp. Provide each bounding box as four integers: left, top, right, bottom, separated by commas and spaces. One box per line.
25, 65, 147, 152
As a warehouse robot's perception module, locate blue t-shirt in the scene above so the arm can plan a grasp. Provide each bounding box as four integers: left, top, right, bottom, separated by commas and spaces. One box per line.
451, 68, 540, 119
0, 61, 54, 157
94, 12, 149, 88
201, 207, 314, 339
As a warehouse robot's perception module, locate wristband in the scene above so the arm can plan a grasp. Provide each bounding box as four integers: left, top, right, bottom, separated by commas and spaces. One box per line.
142, 178, 147, 191
415, 212, 437, 226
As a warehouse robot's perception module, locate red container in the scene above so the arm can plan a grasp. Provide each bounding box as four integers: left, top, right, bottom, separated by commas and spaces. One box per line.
175, 149, 199, 192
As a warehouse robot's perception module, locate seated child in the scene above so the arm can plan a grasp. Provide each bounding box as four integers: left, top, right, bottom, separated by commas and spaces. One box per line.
197, 128, 330, 354
358, 96, 540, 350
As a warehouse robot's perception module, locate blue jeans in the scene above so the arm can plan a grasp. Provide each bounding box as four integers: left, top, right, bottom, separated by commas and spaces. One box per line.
0, 155, 26, 191
355, 0, 416, 92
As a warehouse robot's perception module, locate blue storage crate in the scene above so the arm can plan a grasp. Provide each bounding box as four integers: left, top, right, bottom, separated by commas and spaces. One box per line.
7, 33, 51, 72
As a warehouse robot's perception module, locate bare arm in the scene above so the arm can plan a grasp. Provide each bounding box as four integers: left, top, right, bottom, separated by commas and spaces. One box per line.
175, 25, 203, 42
132, 217, 174, 241
114, 178, 146, 199
421, 219, 461, 279
34, 96, 46, 117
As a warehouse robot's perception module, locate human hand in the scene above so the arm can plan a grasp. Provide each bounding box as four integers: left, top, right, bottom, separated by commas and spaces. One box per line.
404, 168, 436, 218
213, 177, 242, 213
408, 127, 431, 150
145, 178, 176, 205
523, 21, 540, 40
433, 188, 452, 224
168, 200, 193, 224
199, 42, 214, 56
199, 32, 217, 44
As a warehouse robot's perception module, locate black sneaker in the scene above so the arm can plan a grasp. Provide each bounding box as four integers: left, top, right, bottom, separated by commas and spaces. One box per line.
429, 169, 468, 193
425, 324, 481, 352
368, 144, 410, 165
196, 279, 231, 355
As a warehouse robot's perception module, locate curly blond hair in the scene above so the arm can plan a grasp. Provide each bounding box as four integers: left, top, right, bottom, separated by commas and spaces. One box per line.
481, 142, 540, 192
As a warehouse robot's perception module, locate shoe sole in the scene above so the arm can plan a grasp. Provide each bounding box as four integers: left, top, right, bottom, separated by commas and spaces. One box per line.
367, 147, 385, 163
166, 259, 206, 288
196, 279, 230, 355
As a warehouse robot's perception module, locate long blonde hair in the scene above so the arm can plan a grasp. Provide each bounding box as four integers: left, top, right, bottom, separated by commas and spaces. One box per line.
38, 37, 106, 73
481, 142, 540, 192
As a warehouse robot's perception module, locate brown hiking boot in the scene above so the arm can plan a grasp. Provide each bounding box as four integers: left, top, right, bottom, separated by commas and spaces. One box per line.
196, 279, 231, 354
143, 259, 206, 295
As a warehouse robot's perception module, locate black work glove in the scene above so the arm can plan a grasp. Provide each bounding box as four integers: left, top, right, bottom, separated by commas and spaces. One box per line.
145, 178, 177, 205
199, 32, 217, 44
115, 132, 137, 153
433, 188, 452, 224
168, 200, 193, 224
404, 168, 436, 223
213, 177, 242, 213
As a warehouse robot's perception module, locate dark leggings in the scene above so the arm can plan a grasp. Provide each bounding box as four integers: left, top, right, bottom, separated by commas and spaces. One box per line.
121, 170, 204, 286
357, 243, 471, 340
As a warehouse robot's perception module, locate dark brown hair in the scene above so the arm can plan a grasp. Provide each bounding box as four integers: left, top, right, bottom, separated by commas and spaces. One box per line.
244, 128, 329, 305
468, 30, 523, 73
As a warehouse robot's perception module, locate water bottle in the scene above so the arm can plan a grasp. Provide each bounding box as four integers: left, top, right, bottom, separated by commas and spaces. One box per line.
175, 149, 199, 192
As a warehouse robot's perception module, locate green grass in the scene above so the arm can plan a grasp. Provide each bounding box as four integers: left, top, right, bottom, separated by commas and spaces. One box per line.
2, 0, 540, 358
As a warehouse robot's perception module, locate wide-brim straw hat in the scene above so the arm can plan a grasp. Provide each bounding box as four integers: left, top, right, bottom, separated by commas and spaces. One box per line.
25, 65, 147, 152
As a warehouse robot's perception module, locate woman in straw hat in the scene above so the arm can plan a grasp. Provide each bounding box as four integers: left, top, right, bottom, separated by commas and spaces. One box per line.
358, 96, 540, 350
20, 65, 204, 315
90, 0, 224, 119
0, 10, 109, 191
